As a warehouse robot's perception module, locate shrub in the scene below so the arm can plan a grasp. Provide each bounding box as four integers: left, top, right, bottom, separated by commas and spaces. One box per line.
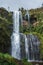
0, 53, 17, 65
22, 58, 33, 65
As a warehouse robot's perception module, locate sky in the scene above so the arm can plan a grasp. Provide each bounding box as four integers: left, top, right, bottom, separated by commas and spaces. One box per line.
0, 0, 43, 11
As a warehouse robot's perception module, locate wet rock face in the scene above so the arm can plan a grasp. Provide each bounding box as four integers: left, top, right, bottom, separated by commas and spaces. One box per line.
27, 34, 40, 60
20, 33, 26, 59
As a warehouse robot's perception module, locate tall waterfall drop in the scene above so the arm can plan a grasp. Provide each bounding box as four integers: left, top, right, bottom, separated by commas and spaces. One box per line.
11, 11, 21, 59
11, 11, 40, 61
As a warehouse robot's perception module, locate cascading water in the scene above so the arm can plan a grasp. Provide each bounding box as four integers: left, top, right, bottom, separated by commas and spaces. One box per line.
27, 34, 40, 61
11, 11, 20, 59
25, 11, 40, 61
25, 35, 29, 59
11, 11, 40, 61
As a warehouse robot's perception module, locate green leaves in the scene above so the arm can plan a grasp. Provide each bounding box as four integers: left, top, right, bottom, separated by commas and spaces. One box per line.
0, 53, 17, 65
22, 59, 33, 65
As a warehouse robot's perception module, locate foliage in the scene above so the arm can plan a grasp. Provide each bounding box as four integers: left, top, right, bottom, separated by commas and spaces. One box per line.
0, 8, 12, 53
22, 58, 33, 65
19, 7, 26, 16
0, 53, 33, 65
23, 21, 43, 34
0, 53, 17, 65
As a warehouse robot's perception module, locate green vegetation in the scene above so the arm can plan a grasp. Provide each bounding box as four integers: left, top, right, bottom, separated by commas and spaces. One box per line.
0, 7, 43, 65
0, 8, 13, 53
0, 53, 33, 65
22, 59, 33, 65
0, 53, 17, 65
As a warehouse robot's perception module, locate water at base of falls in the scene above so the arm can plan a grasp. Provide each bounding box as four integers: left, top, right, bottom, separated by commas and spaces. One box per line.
11, 33, 20, 60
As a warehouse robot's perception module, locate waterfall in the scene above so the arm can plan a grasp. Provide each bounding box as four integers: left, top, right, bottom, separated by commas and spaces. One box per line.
28, 34, 40, 61
11, 11, 21, 59
13, 11, 19, 33
11, 11, 40, 61
25, 35, 29, 59
25, 34, 40, 61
